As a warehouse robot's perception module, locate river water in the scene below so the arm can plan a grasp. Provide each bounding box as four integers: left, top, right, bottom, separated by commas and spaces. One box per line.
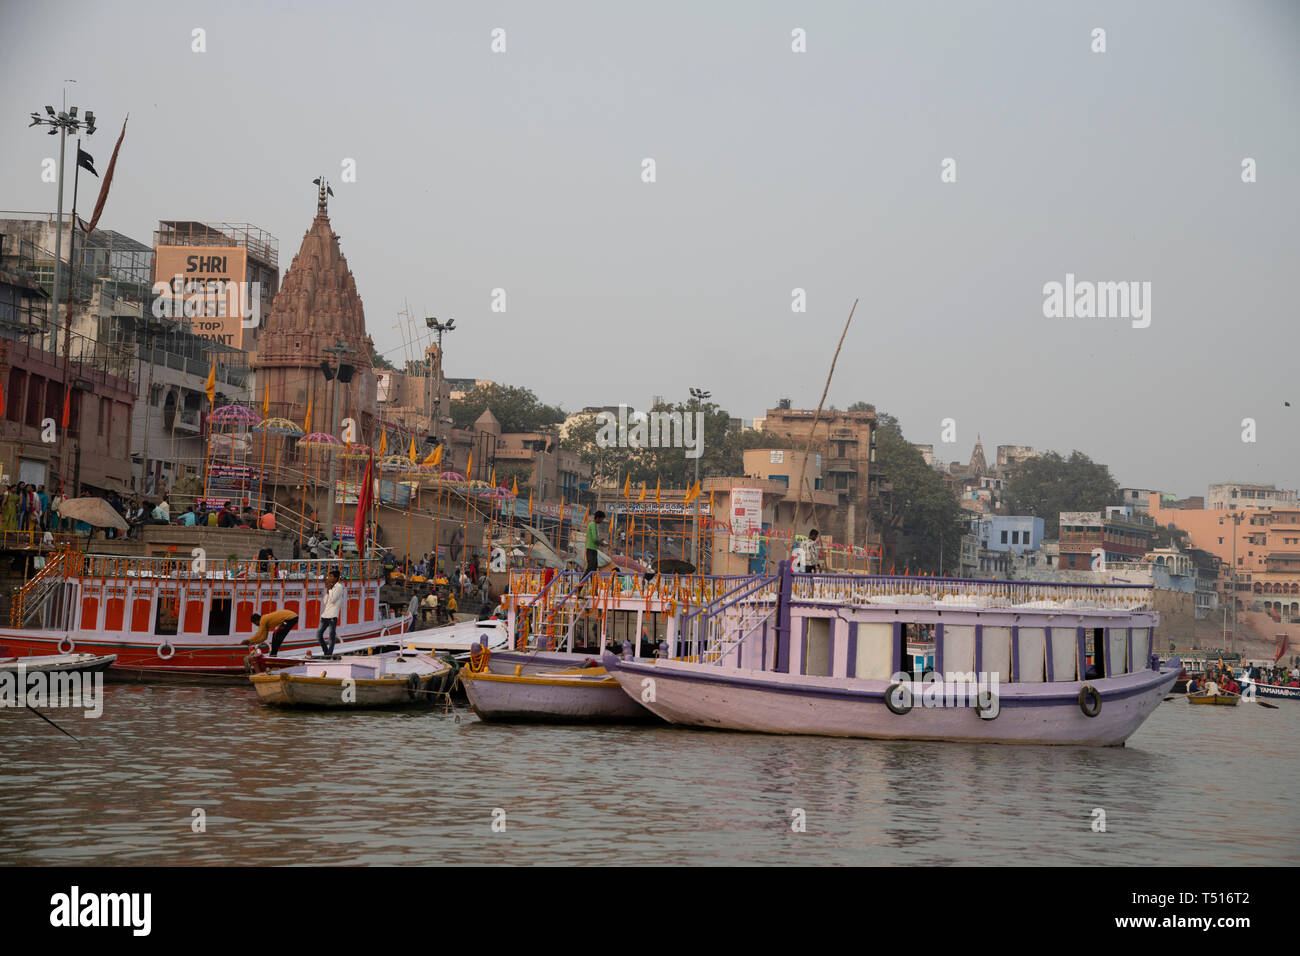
1, 684, 1297, 866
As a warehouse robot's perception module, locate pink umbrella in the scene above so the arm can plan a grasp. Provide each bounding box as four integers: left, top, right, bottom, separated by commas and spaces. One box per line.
440, 471, 464, 481
299, 432, 342, 447
211, 404, 263, 425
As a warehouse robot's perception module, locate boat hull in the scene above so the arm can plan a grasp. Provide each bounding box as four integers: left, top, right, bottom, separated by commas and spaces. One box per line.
600, 654, 1181, 746
0, 653, 116, 674
1187, 693, 1240, 706
461, 668, 654, 722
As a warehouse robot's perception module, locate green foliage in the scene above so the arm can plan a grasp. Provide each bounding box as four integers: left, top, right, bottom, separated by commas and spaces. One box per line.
371, 351, 397, 371
561, 401, 794, 489
451, 384, 565, 434
1003, 451, 1121, 538
866, 412, 965, 573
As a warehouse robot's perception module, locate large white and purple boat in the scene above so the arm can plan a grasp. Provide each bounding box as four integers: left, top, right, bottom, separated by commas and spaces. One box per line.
600, 563, 1181, 746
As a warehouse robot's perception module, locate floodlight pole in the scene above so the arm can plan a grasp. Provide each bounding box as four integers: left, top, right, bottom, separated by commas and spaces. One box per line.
322, 340, 355, 547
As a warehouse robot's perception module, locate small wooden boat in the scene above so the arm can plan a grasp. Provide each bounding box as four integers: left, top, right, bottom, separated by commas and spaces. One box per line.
0, 652, 117, 674
1187, 691, 1240, 706
250, 651, 452, 708
459, 648, 653, 722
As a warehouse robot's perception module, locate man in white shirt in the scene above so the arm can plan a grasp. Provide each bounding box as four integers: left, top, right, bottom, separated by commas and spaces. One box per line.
317, 569, 345, 655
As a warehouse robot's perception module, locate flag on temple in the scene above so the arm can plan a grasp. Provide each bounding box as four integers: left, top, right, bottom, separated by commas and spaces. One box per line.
204, 362, 216, 406
377, 428, 387, 456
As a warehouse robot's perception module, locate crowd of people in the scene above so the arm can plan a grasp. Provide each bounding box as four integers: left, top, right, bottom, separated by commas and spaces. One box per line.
1187, 660, 1300, 695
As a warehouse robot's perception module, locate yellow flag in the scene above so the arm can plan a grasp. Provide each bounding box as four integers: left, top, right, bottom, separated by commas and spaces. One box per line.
304, 394, 312, 433
623, 473, 630, 499
422, 444, 442, 467
512, 476, 518, 496
684, 480, 700, 505
205, 362, 216, 406
708, 489, 715, 512
408, 436, 417, 463
654, 477, 661, 503
637, 482, 646, 503
261, 377, 270, 417
378, 428, 387, 456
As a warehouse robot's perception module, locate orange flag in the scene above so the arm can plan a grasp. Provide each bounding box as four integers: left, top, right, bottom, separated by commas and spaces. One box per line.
204, 362, 216, 406
378, 428, 388, 456
262, 378, 270, 417
637, 483, 646, 503
422, 444, 442, 467
654, 477, 661, 504
304, 394, 312, 433
466, 451, 473, 481
623, 473, 630, 499
511, 476, 518, 497
408, 436, 417, 463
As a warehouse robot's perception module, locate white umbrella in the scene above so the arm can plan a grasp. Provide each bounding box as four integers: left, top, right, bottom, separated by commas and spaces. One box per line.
59, 497, 129, 531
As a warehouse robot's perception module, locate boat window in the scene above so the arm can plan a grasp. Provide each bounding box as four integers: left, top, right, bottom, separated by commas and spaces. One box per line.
607, 610, 638, 651
155, 594, 180, 636
1131, 627, 1150, 665
209, 596, 232, 636
1084, 627, 1105, 679
1109, 628, 1128, 675
943, 625, 975, 676
802, 617, 832, 676
1017, 628, 1046, 682
982, 626, 1012, 684
854, 621, 894, 680
1051, 629, 1077, 681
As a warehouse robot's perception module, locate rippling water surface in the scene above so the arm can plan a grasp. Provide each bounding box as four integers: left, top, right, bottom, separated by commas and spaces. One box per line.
1, 684, 1297, 865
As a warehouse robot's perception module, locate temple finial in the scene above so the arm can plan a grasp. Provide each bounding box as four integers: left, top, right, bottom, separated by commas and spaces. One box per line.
312, 175, 334, 212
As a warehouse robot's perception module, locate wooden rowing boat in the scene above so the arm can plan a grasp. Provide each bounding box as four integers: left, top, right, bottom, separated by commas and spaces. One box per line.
1187, 692, 1240, 706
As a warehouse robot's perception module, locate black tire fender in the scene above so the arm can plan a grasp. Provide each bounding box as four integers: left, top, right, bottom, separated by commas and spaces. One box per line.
884, 682, 913, 715
1079, 684, 1102, 718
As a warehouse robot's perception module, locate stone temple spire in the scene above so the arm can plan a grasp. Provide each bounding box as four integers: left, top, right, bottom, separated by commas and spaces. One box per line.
252, 184, 375, 439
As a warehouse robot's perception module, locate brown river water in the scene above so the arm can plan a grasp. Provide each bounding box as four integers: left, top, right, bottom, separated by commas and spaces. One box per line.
1, 684, 1297, 865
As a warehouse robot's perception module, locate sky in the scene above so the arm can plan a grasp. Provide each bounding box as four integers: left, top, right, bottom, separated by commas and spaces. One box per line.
2, 0, 1297, 498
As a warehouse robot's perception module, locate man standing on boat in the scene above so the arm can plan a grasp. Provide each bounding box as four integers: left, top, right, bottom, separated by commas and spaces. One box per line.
804, 529, 822, 573
586, 510, 606, 575
318, 569, 345, 655
246, 608, 300, 656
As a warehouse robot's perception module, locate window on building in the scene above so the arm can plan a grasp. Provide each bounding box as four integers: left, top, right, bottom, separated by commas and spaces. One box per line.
1001, 531, 1008, 544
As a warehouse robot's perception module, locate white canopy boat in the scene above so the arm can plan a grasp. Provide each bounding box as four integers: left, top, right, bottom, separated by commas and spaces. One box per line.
0, 651, 116, 674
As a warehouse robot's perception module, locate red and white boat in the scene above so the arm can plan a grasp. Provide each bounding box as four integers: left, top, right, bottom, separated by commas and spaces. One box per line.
0, 550, 412, 683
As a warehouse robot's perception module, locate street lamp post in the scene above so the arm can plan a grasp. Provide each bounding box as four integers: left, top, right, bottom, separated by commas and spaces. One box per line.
28, 97, 96, 355
689, 386, 710, 568
425, 317, 455, 446
321, 340, 355, 549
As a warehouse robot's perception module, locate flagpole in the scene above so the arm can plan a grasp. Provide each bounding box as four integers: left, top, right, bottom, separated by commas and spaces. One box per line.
57, 137, 84, 498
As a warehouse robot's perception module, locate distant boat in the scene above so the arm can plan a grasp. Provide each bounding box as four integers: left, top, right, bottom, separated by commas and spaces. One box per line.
250, 651, 452, 708
0, 651, 116, 674
1187, 691, 1240, 706
1248, 681, 1300, 701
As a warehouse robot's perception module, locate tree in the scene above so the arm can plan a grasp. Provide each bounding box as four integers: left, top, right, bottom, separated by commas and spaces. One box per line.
561, 400, 794, 490
1002, 451, 1121, 538
866, 413, 965, 573
371, 351, 397, 371
450, 384, 565, 434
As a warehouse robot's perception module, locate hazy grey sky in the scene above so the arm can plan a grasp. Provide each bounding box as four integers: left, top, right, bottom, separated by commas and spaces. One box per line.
3, 0, 1297, 497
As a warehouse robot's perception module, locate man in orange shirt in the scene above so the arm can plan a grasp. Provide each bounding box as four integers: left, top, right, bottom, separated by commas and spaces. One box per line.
259, 509, 276, 531
245, 608, 300, 655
